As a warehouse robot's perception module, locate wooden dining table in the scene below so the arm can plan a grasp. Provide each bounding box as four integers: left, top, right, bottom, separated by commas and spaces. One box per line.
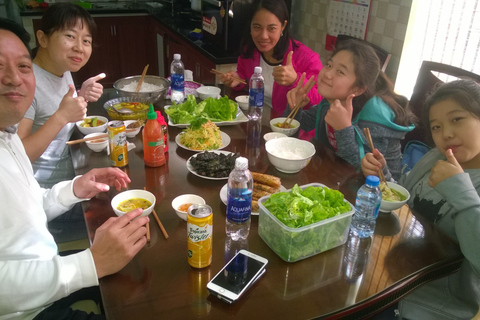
70, 91, 463, 319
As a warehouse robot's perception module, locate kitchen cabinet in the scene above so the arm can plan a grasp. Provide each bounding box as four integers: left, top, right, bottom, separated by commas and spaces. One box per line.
33, 15, 158, 88
153, 20, 216, 85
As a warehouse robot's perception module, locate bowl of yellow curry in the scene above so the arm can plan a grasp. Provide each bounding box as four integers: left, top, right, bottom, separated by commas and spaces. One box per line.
270, 117, 300, 137
111, 189, 156, 217
379, 182, 410, 213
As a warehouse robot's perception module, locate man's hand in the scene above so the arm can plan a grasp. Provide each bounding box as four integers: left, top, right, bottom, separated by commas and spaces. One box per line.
90, 209, 149, 278
429, 149, 464, 187
78, 73, 106, 102
73, 167, 131, 199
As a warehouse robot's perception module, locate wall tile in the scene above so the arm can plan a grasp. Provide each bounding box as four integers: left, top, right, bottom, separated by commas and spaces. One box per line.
290, 0, 413, 81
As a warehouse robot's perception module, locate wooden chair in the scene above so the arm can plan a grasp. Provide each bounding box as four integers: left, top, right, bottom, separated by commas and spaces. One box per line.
402, 61, 480, 150
335, 34, 392, 72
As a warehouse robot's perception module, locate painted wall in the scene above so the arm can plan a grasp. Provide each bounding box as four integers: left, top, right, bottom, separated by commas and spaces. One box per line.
290, 0, 412, 82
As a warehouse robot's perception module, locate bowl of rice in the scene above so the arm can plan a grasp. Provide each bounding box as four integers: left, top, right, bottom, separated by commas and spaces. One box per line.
265, 137, 316, 173
113, 75, 170, 104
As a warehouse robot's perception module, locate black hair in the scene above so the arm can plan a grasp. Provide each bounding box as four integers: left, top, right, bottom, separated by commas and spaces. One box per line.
0, 18, 31, 56
38, 3, 96, 37
332, 39, 416, 126
424, 79, 480, 126
239, 0, 297, 61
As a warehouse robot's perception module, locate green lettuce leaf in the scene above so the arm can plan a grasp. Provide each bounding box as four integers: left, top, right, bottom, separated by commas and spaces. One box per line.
165, 94, 238, 124
260, 184, 353, 261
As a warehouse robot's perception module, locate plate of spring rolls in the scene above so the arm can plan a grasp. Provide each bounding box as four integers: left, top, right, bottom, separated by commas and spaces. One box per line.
220, 171, 286, 215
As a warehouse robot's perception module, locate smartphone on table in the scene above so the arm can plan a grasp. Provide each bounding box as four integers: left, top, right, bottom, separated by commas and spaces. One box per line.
207, 249, 268, 304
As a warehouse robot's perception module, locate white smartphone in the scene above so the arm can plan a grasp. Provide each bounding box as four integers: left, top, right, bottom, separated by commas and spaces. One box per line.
207, 249, 268, 304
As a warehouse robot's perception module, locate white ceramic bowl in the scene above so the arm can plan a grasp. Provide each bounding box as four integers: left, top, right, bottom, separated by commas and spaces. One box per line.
380, 182, 410, 212
171, 194, 206, 221
265, 137, 316, 173
235, 95, 249, 111
84, 132, 108, 152
263, 132, 287, 141
196, 86, 221, 100
123, 120, 143, 138
76, 115, 108, 135
270, 117, 300, 137
111, 190, 156, 217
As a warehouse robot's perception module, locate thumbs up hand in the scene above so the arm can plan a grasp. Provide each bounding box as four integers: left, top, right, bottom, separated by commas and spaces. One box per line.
78, 73, 106, 102
428, 148, 464, 187
272, 51, 297, 86
325, 94, 355, 130
56, 85, 87, 124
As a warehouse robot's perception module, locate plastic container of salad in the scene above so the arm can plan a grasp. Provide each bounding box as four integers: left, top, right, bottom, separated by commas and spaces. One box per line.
258, 183, 354, 262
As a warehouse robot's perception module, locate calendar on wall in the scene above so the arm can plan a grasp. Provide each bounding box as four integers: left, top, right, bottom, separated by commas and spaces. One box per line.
325, 0, 371, 51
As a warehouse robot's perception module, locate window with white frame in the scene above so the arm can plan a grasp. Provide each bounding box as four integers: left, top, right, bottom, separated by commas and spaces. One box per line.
395, 0, 480, 98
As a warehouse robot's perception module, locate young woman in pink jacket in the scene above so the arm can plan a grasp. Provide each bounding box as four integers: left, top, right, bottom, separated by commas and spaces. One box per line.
220, 0, 322, 119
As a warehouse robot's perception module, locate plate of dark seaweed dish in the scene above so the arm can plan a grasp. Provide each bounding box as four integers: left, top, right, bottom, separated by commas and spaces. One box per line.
186, 150, 240, 180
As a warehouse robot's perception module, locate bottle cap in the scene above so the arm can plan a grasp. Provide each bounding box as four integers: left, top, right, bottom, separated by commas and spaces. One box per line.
235, 157, 248, 170
366, 175, 380, 187
156, 111, 167, 125
147, 104, 157, 120
254, 66, 262, 74
174, 53, 181, 60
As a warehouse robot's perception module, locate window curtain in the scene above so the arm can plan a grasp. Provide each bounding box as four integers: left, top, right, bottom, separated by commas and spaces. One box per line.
395, 0, 480, 98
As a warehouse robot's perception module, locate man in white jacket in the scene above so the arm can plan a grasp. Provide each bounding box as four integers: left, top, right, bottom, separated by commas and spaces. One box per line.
0, 18, 149, 320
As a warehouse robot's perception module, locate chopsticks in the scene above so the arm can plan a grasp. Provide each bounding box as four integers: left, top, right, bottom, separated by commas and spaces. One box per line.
143, 187, 169, 240
210, 68, 247, 85
146, 221, 151, 244
363, 128, 386, 183
136, 64, 149, 92
283, 101, 302, 128
152, 208, 169, 239
66, 129, 138, 145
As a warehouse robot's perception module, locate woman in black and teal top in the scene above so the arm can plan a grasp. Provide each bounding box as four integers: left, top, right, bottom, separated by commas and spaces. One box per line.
286, 39, 416, 180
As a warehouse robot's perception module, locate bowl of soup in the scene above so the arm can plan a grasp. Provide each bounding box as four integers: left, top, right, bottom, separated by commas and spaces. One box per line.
379, 182, 410, 212
171, 194, 206, 221
111, 190, 156, 217
270, 117, 300, 136
84, 132, 108, 152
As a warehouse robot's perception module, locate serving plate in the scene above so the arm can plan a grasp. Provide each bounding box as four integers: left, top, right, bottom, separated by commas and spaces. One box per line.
165, 105, 248, 128
186, 150, 235, 180
175, 131, 230, 152
220, 184, 287, 215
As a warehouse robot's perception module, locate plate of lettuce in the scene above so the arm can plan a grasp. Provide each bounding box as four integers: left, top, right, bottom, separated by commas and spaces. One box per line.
164, 95, 248, 128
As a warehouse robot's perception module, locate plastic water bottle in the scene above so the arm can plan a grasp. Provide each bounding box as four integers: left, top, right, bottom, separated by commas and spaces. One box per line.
350, 175, 382, 238
248, 66, 264, 121
170, 53, 185, 104
226, 157, 253, 240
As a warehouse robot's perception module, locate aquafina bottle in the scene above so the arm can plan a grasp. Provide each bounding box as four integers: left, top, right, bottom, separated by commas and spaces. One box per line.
170, 53, 185, 104
225, 157, 253, 240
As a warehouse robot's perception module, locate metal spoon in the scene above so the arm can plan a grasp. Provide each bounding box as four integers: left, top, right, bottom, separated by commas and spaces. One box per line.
115, 107, 134, 114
